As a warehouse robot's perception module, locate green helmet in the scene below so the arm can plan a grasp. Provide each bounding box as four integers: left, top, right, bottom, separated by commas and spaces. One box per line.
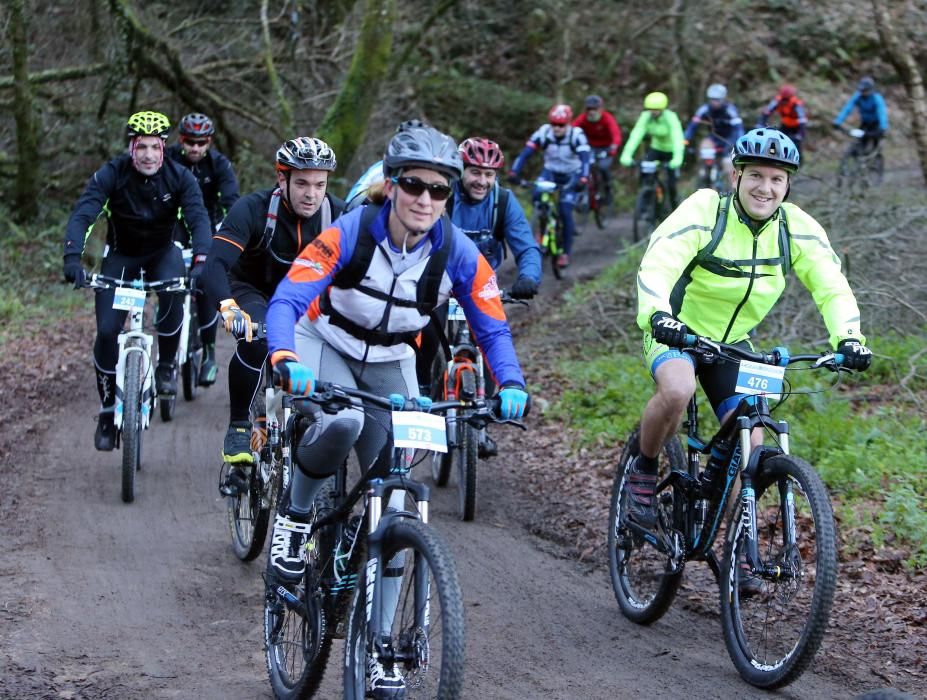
643, 92, 668, 110
126, 111, 171, 140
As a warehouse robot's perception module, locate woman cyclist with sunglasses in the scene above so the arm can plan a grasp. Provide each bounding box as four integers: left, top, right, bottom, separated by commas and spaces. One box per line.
263, 121, 530, 696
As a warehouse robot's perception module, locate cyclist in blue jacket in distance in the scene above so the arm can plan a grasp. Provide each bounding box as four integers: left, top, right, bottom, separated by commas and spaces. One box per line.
507, 104, 591, 270
264, 121, 529, 697
833, 75, 889, 156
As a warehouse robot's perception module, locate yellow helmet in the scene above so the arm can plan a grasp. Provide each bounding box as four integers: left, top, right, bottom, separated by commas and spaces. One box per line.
126, 111, 171, 140
643, 92, 669, 110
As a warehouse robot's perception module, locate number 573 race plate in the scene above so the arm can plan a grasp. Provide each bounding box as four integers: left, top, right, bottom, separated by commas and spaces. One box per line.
735, 360, 785, 400
392, 411, 448, 453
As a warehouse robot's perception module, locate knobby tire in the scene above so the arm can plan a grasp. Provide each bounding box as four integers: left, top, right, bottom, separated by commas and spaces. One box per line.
608, 426, 685, 624
182, 307, 202, 401
344, 518, 465, 699
121, 349, 144, 503
228, 457, 274, 561
719, 454, 837, 689
456, 370, 478, 522
263, 478, 338, 699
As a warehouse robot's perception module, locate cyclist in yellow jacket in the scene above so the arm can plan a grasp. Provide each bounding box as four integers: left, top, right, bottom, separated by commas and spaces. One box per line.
627, 127, 871, 527
620, 91, 686, 209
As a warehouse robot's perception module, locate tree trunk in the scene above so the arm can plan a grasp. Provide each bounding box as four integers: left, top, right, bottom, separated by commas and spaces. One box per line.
316, 0, 396, 171
9, 0, 39, 223
261, 0, 293, 135
871, 0, 927, 185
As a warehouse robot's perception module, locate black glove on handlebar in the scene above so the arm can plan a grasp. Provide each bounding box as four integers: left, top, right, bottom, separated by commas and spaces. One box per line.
510, 276, 538, 299
63, 255, 86, 288
651, 312, 688, 348
837, 339, 872, 371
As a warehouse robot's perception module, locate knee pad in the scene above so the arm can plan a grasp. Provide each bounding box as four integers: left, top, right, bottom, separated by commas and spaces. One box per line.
295, 416, 360, 478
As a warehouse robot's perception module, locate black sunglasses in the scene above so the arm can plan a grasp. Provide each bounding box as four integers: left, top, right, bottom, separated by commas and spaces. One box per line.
183, 138, 210, 147
392, 176, 452, 201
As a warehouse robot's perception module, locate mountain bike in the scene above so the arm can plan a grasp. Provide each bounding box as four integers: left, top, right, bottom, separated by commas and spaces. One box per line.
160, 246, 202, 420
836, 126, 884, 192
523, 178, 566, 280
428, 293, 529, 521
220, 323, 290, 562
576, 149, 611, 230
84, 273, 187, 503
696, 143, 729, 193
263, 383, 510, 699
608, 335, 843, 689
632, 160, 671, 243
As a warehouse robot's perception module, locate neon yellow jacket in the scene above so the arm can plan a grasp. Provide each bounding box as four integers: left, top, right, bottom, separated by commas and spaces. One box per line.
636, 189, 864, 348
620, 110, 686, 169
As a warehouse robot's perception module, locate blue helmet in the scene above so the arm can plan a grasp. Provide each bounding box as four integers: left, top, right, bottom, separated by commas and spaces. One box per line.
732, 128, 800, 173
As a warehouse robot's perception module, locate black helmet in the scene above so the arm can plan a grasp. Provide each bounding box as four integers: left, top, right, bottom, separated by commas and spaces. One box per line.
179, 113, 215, 137
584, 94, 604, 110
382, 122, 462, 181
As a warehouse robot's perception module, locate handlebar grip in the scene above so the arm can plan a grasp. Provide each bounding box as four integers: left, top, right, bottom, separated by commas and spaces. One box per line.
833, 353, 845, 366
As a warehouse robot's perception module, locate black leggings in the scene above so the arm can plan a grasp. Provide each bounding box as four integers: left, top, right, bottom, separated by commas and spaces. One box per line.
93, 246, 185, 387
643, 148, 679, 209
226, 279, 269, 423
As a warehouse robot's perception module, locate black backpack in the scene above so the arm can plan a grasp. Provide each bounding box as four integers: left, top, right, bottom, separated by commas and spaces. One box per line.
318, 203, 454, 349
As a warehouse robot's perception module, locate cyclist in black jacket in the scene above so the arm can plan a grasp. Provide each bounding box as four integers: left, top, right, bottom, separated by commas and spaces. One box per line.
166, 112, 241, 386
63, 111, 213, 451
200, 137, 345, 472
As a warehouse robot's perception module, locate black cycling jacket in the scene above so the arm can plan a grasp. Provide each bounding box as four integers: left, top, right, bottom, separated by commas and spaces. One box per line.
63, 154, 212, 259
165, 144, 240, 229
203, 187, 346, 301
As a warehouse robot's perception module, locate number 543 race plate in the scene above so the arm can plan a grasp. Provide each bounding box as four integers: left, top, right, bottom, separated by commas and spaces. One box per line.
392, 411, 448, 453
735, 360, 785, 399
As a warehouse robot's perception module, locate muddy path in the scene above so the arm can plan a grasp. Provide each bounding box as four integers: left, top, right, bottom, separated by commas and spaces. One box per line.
0, 200, 884, 699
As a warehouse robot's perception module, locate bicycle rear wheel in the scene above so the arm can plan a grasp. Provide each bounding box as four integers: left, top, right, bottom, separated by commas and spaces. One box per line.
608, 427, 685, 623
228, 458, 274, 561
720, 454, 837, 689
344, 518, 465, 699
632, 188, 655, 243
182, 308, 202, 401
121, 350, 144, 503
263, 479, 337, 699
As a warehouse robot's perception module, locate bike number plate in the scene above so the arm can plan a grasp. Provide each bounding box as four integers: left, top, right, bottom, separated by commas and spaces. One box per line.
392, 411, 448, 453
640, 160, 659, 174
699, 147, 717, 161
448, 298, 467, 321
735, 360, 784, 399
112, 287, 146, 311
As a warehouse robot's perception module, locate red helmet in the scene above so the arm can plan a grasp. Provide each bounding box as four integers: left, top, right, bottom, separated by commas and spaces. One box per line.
778, 84, 797, 99
458, 137, 505, 170
548, 104, 573, 125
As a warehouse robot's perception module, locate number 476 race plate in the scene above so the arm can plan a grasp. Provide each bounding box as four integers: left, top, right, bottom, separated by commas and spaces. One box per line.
735, 360, 785, 400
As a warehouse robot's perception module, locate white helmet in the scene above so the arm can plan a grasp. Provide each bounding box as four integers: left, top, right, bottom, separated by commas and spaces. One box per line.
706, 83, 728, 100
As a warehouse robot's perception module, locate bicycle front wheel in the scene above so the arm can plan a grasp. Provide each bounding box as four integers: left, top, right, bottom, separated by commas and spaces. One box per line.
720, 454, 837, 689
608, 426, 685, 623
121, 350, 144, 503
344, 518, 465, 699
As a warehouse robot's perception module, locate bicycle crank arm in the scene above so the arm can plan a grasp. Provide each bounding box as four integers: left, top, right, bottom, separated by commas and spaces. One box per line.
622, 518, 675, 556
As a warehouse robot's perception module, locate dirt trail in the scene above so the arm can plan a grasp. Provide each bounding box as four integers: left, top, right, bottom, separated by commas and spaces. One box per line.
0, 205, 882, 699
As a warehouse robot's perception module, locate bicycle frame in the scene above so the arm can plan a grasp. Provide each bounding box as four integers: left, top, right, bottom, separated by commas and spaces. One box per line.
534, 179, 562, 256
441, 298, 485, 448
624, 337, 839, 582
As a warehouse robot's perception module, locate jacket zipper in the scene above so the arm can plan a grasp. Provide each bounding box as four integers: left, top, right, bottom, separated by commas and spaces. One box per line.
721, 232, 759, 342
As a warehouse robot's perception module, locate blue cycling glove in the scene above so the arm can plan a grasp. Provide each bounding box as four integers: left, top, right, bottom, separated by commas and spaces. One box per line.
498, 386, 529, 420
273, 360, 315, 395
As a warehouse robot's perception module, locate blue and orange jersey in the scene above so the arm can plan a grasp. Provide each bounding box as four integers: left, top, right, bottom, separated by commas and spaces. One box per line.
266, 202, 526, 388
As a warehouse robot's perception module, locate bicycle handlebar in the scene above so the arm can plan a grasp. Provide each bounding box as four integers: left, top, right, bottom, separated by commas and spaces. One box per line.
301, 380, 529, 428
681, 334, 845, 370
84, 274, 188, 293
